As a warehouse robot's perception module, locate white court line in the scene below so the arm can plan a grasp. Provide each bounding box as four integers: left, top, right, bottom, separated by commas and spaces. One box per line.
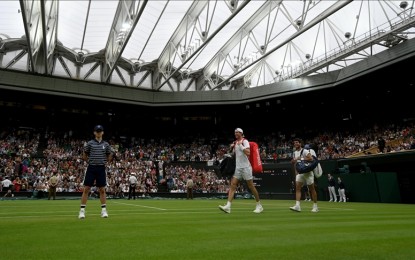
112, 201, 167, 211
318, 207, 356, 211
0, 209, 233, 219
0, 207, 357, 219
236, 201, 356, 211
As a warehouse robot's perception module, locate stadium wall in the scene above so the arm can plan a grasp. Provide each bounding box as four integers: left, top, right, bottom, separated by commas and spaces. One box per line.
1, 151, 413, 203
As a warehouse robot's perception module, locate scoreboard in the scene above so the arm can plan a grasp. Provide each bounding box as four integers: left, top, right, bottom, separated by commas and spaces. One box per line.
253, 163, 294, 193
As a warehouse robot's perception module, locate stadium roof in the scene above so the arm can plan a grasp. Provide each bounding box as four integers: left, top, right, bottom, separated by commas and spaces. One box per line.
0, 0, 415, 98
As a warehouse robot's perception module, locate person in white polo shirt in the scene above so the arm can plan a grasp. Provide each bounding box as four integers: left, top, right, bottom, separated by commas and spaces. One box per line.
2, 176, 12, 192
128, 172, 138, 200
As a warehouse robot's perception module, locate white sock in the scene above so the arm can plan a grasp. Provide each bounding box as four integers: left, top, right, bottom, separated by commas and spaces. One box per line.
226, 201, 231, 207
256, 201, 261, 206
295, 201, 300, 206
313, 203, 318, 208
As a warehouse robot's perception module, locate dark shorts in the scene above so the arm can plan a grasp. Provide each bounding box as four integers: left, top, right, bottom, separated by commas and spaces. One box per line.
83, 165, 107, 188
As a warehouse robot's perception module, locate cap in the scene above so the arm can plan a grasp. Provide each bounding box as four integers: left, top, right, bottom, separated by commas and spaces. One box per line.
304, 144, 311, 149
94, 125, 104, 132
235, 128, 243, 134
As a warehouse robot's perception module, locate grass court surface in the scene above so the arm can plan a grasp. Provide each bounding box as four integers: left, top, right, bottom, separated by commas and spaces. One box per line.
1, 198, 414, 259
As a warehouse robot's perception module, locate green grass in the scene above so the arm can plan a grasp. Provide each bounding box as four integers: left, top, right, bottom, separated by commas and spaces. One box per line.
1, 198, 414, 260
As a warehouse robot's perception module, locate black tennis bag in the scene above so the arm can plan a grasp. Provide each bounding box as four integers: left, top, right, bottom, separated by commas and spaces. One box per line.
219, 155, 236, 177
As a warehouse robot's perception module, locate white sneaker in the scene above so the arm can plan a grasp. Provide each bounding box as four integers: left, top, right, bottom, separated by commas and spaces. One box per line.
101, 208, 108, 218
219, 204, 231, 214
289, 205, 301, 212
253, 205, 263, 213
329, 200, 333, 202
78, 209, 85, 219
311, 207, 319, 213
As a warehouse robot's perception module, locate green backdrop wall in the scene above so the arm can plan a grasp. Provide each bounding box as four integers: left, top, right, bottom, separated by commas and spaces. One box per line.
316, 172, 401, 203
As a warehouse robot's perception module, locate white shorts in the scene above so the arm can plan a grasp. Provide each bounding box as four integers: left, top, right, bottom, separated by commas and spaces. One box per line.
233, 166, 253, 181
295, 172, 314, 186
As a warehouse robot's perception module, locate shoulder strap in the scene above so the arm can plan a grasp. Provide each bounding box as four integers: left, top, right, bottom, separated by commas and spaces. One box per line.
229, 141, 236, 153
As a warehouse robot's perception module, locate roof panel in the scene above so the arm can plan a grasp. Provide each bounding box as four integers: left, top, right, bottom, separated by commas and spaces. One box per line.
141, 1, 193, 63
0, 1, 25, 39
0, 0, 414, 92
83, 1, 119, 53
58, 1, 89, 50
123, 1, 169, 62
124, 1, 193, 64
188, 1, 266, 70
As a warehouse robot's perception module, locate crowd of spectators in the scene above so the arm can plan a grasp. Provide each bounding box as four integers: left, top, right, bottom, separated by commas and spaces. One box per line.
1, 121, 415, 197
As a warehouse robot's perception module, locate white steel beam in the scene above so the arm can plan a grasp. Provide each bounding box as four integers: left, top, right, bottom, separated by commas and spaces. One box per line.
212, 0, 352, 90
156, 1, 208, 90
203, 1, 281, 80
19, 0, 58, 74
102, 0, 148, 83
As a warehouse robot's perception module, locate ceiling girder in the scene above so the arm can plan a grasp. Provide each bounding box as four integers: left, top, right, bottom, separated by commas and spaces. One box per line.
136, 70, 151, 88
102, 0, 148, 83
41, 0, 58, 75
5, 50, 27, 69
57, 56, 72, 78
212, 0, 353, 90
115, 66, 127, 86
157, 1, 209, 90
0, 0, 413, 95
0, 38, 27, 53
202, 1, 282, 86
156, 0, 251, 91
19, 0, 58, 74
283, 12, 415, 80
84, 62, 100, 80
19, 0, 40, 72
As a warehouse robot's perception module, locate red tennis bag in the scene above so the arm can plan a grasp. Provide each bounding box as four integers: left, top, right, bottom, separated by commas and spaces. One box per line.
248, 141, 263, 173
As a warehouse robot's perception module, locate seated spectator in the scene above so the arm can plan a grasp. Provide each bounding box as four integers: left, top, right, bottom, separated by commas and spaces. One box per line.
3, 189, 13, 197
33, 179, 46, 199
